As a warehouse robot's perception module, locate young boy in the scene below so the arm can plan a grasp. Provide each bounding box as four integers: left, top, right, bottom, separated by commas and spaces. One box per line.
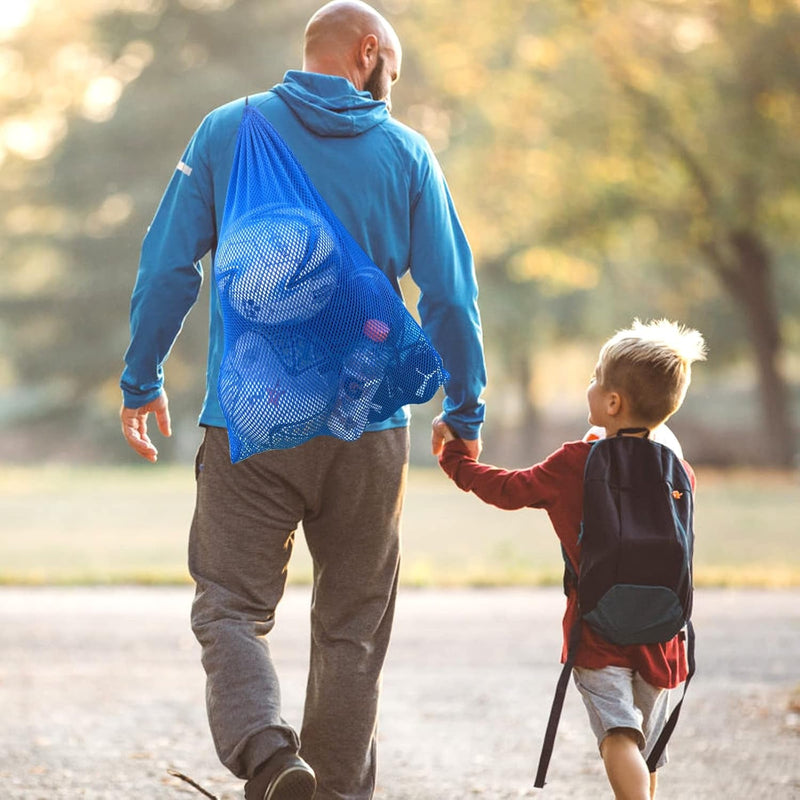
435, 319, 706, 800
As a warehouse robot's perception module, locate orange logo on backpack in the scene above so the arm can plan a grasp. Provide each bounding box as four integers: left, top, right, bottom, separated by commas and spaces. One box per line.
672, 490, 683, 500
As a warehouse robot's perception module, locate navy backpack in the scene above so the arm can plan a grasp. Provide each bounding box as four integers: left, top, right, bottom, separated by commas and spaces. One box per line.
534, 428, 697, 788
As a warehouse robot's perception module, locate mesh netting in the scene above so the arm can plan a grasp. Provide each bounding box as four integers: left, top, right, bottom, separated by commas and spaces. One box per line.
215, 103, 449, 462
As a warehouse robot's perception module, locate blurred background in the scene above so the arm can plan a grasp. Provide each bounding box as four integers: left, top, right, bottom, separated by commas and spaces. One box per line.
1, 0, 798, 585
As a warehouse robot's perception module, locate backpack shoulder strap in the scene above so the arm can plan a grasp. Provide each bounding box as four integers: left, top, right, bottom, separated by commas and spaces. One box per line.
646, 621, 696, 772
560, 543, 578, 596
534, 618, 582, 789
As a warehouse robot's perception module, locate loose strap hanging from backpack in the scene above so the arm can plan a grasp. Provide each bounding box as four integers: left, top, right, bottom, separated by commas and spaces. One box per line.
533, 619, 581, 789
533, 620, 696, 789
646, 620, 696, 772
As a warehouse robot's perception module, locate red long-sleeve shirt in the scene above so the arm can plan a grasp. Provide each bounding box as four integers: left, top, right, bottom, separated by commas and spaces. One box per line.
439, 438, 691, 689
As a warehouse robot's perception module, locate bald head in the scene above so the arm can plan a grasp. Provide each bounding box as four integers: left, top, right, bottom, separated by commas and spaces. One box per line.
303, 1, 402, 107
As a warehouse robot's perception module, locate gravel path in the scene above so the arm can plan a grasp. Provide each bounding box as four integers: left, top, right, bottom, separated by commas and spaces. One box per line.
1, 587, 798, 799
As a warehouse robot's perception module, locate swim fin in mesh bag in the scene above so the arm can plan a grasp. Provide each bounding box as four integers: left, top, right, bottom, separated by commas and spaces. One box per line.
215, 102, 449, 462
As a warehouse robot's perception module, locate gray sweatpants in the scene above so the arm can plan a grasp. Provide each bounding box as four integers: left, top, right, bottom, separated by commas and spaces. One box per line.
188, 425, 409, 800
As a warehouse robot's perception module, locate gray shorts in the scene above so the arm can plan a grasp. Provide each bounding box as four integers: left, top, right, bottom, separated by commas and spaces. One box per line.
573, 666, 670, 770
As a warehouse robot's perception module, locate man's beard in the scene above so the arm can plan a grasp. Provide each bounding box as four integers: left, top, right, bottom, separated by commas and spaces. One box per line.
364, 55, 387, 103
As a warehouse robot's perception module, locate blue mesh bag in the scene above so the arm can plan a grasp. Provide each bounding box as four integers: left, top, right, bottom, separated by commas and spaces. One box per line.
214, 102, 449, 462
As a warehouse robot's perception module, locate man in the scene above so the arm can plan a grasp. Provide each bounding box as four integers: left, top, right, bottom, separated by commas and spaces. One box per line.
120, 2, 485, 799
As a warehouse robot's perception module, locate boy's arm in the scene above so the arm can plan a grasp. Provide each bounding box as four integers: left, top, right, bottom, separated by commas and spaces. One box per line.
438, 438, 555, 511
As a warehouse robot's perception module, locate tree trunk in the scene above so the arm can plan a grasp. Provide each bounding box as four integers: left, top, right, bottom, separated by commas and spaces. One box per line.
516, 352, 540, 461
706, 231, 796, 467
497, 351, 541, 467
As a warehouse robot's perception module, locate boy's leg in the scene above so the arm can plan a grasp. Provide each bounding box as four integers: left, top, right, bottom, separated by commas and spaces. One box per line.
573, 667, 666, 800
600, 729, 651, 800
300, 428, 409, 800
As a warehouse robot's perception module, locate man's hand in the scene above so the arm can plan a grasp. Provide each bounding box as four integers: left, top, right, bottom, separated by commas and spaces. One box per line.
120, 392, 172, 463
431, 414, 482, 459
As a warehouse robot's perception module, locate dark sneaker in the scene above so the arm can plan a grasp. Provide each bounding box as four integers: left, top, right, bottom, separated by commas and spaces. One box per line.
244, 750, 316, 800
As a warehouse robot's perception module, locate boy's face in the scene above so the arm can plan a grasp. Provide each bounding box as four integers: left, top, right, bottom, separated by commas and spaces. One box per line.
586, 364, 613, 428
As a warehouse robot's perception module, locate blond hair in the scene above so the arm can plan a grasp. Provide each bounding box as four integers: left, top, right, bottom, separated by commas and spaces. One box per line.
597, 319, 707, 427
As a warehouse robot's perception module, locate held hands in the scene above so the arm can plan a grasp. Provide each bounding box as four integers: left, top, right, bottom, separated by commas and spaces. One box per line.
431, 414, 482, 459
120, 391, 172, 463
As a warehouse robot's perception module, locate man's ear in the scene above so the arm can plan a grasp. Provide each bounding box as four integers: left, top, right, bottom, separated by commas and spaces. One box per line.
359, 33, 378, 68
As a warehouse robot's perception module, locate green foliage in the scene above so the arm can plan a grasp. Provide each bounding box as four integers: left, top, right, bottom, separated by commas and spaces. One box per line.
0, 0, 321, 458
0, 0, 798, 463
396, 0, 800, 463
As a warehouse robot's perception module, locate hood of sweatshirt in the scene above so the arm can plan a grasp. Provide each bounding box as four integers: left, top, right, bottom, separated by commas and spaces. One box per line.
271, 70, 390, 137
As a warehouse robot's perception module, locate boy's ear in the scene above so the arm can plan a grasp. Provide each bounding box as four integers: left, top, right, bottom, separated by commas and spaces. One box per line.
606, 391, 622, 417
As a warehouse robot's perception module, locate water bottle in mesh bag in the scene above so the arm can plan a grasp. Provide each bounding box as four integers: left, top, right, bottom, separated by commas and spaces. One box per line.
328, 318, 390, 440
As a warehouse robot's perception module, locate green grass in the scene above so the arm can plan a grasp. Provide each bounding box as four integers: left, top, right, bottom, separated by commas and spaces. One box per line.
0, 464, 798, 587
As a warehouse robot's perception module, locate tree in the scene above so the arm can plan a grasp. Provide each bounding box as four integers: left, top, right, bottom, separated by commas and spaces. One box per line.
0, 0, 320, 460
580, 0, 799, 465
395, 0, 799, 465
2, 0, 798, 464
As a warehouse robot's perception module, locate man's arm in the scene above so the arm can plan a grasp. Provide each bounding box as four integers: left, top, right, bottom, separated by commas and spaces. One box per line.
120, 120, 216, 460
408, 150, 487, 454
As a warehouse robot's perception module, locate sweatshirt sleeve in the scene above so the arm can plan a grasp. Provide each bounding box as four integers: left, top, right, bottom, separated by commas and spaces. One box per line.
120, 118, 216, 408
409, 151, 486, 440
438, 438, 567, 510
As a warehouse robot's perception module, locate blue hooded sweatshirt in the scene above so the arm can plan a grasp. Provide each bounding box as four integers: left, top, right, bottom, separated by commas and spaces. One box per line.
121, 71, 486, 439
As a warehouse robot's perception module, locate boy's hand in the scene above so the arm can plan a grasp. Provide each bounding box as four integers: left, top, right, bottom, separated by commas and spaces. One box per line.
433, 417, 456, 446
431, 415, 482, 458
